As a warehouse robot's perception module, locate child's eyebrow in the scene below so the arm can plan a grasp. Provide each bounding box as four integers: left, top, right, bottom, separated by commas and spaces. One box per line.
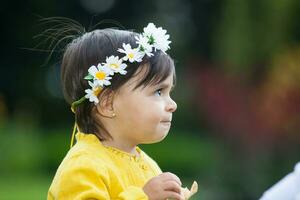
155, 82, 175, 90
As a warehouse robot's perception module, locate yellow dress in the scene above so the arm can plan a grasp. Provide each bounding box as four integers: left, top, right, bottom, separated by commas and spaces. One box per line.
47, 132, 162, 200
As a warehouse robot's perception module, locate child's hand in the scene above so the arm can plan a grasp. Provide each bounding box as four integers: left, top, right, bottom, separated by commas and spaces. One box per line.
143, 172, 185, 200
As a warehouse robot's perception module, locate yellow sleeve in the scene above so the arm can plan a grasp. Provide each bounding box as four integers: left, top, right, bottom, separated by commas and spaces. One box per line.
117, 186, 148, 199
47, 155, 110, 200
47, 155, 149, 200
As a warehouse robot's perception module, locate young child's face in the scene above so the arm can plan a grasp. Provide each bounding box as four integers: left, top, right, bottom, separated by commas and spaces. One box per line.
112, 66, 177, 145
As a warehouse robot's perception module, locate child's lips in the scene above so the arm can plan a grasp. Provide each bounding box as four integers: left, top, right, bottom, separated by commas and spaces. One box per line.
160, 120, 172, 125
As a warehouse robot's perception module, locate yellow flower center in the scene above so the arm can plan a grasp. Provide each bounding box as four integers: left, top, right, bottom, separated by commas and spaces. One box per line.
93, 87, 102, 96
128, 53, 134, 59
95, 72, 106, 80
110, 63, 119, 69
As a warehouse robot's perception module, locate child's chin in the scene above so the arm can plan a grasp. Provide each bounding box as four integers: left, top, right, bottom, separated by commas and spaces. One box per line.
146, 131, 169, 144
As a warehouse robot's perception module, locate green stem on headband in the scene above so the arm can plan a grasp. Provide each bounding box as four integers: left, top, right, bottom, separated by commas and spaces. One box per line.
71, 96, 87, 113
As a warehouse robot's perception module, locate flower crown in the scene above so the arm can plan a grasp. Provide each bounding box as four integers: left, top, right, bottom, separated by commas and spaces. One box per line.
71, 23, 171, 110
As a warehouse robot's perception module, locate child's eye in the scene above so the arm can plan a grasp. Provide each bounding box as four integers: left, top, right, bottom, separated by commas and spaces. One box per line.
154, 89, 162, 96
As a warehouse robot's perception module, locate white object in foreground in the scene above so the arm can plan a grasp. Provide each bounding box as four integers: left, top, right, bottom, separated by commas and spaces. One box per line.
259, 162, 300, 200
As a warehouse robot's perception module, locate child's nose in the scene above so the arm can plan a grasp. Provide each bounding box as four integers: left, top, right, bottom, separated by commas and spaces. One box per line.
166, 97, 177, 113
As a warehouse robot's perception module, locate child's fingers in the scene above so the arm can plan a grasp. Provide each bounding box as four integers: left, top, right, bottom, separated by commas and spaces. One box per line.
162, 191, 184, 200
163, 180, 182, 193
160, 172, 182, 186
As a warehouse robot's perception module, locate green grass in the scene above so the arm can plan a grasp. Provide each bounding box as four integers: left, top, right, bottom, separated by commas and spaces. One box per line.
0, 175, 51, 200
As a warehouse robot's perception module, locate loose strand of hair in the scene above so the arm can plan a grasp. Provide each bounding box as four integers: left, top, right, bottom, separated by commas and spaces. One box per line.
89, 19, 126, 32
43, 35, 77, 67
26, 16, 86, 67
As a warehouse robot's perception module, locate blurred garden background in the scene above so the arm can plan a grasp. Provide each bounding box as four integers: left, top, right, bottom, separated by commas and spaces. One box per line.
1, 0, 300, 199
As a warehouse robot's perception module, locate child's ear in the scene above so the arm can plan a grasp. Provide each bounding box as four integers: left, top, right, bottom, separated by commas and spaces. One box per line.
95, 89, 115, 118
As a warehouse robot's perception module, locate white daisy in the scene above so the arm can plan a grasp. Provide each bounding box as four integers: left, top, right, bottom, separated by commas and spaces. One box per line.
88, 64, 112, 87
117, 43, 144, 63
85, 81, 102, 104
104, 55, 127, 75
143, 23, 171, 53
152, 29, 171, 53
135, 34, 153, 57
143, 23, 158, 39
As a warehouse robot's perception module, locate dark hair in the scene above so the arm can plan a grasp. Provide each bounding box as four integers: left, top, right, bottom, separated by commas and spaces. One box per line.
61, 28, 175, 140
